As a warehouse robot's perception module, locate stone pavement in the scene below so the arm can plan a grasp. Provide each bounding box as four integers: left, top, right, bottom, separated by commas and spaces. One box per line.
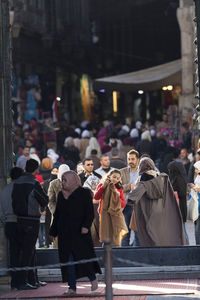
0, 279, 200, 299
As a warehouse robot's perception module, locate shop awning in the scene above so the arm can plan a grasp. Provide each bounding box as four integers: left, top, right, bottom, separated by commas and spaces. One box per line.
94, 59, 182, 92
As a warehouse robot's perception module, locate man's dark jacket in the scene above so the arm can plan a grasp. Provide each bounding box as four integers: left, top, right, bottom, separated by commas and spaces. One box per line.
12, 173, 48, 220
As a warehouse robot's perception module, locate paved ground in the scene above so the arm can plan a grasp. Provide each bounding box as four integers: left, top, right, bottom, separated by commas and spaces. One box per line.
0, 279, 200, 299
0, 221, 197, 299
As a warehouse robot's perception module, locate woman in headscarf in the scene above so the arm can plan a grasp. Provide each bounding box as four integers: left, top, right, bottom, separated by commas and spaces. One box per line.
48, 164, 70, 216
94, 169, 128, 247
128, 157, 187, 247
136, 130, 153, 157
49, 171, 101, 295
48, 164, 70, 248
85, 137, 101, 158
130, 128, 140, 148
47, 148, 59, 164
63, 137, 80, 170
79, 130, 90, 160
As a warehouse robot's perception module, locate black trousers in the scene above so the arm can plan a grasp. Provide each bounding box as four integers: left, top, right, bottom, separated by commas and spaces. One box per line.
4, 222, 20, 288
17, 219, 40, 286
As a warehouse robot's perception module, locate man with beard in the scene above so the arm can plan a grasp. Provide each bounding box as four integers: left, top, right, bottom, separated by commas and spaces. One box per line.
120, 149, 140, 246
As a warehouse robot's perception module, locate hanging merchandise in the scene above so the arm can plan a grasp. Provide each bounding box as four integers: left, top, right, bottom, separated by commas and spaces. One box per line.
25, 89, 38, 121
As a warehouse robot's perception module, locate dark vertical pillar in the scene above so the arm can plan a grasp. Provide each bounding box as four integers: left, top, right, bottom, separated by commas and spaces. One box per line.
0, 0, 13, 274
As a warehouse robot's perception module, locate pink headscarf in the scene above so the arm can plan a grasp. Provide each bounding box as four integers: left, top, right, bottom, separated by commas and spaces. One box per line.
61, 171, 81, 199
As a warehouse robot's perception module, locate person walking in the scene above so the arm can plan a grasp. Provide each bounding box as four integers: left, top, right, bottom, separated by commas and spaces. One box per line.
79, 158, 101, 186
48, 164, 70, 248
120, 149, 140, 246
49, 171, 101, 295
168, 160, 188, 240
12, 159, 49, 290
16, 146, 30, 169
0, 167, 24, 289
128, 157, 187, 247
95, 154, 113, 178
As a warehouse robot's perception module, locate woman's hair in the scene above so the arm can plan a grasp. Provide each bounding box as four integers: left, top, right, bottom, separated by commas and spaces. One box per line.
110, 169, 121, 176
101, 169, 122, 189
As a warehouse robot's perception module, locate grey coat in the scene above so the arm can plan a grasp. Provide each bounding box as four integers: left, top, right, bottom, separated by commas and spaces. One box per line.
128, 173, 187, 247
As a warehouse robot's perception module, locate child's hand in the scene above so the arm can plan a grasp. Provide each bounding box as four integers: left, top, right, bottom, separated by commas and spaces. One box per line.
103, 177, 110, 188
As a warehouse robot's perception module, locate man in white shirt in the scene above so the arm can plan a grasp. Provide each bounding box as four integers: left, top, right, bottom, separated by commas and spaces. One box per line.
95, 154, 113, 178
120, 149, 140, 246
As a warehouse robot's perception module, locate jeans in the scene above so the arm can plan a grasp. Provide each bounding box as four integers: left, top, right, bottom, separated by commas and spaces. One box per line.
38, 223, 46, 247
68, 253, 96, 291
17, 219, 40, 286
121, 205, 132, 246
132, 231, 141, 247
4, 222, 20, 288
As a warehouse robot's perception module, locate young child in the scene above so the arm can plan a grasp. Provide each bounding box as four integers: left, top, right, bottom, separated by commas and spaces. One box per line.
94, 169, 127, 246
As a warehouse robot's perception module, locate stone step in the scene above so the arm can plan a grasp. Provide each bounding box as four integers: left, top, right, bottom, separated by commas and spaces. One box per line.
38, 265, 200, 281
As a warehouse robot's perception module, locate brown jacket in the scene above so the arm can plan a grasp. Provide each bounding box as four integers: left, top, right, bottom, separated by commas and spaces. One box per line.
128, 173, 188, 247
120, 167, 131, 199
100, 183, 128, 246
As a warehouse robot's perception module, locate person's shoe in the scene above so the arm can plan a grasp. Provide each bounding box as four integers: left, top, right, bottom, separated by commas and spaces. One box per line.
18, 283, 38, 290
11, 286, 17, 290
91, 278, 98, 291
35, 281, 47, 287
63, 288, 76, 295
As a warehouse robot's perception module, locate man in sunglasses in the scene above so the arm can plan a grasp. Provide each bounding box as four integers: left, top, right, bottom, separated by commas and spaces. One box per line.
79, 158, 101, 186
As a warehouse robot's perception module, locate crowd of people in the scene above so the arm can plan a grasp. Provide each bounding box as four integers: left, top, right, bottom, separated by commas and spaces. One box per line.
0, 112, 199, 294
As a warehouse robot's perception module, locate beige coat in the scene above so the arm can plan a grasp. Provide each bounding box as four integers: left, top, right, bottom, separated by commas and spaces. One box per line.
79, 138, 89, 160
120, 167, 131, 199
48, 178, 62, 215
128, 173, 188, 246
48, 178, 62, 248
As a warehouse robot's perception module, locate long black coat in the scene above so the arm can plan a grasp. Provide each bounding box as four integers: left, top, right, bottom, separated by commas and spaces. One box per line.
168, 161, 187, 222
49, 187, 101, 282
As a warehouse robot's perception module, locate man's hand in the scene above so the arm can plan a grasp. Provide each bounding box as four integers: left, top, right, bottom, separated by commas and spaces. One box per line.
81, 227, 88, 234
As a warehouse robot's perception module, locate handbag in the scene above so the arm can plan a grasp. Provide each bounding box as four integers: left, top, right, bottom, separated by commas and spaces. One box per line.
187, 189, 199, 222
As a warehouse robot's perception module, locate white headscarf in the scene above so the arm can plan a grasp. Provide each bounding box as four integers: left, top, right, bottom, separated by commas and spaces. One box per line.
57, 164, 70, 180
81, 130, 90, 138
64, 137, 74, 147
85, 137, 101, 158
141, 130, 152, 142
136, 121, 142, 130
130, 128, 139, 138
30, 154, 41, 165
75, 128, 81, 135
122, 125, 130, 133
47, 149, 59, 164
